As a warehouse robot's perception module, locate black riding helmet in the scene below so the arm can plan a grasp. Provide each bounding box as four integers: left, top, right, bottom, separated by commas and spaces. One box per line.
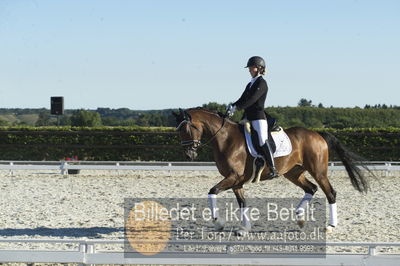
245, 56, 265, 68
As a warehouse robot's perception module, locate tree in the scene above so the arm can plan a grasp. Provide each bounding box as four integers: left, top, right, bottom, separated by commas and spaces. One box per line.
35, 111, 51, 126
202, 102, 244, 122
298, 98, 313, 107
60, 115, 72, 126
70, 110, 102, 127
202, 102, 226, 113
0, 119, 9, 126
101, 116, 121, 126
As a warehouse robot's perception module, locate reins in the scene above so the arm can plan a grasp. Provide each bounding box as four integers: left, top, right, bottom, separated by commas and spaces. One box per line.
196, 113, 227, 149
178, 110, 228, 150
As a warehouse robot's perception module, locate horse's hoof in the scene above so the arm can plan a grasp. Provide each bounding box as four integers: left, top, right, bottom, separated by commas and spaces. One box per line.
212, 218, 225, 231
325, 225, 335, 233
235, 225, 251, 236
297, 219, 305, 228
296, 212, 305, 228
235, 230, 247, 237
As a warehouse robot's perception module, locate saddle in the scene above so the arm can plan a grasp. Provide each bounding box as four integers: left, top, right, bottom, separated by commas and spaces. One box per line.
238, 113, 282, 184
240, 112, 281, 153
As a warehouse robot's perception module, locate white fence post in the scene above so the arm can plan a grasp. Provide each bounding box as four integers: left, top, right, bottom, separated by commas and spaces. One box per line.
61, 161, 68, 175
9, 162, 13, 176
78, 243, 87, 266
368, 245, 377, 256
385, 162, 391, 177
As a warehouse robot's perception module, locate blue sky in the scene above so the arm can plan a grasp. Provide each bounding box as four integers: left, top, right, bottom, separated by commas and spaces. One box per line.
0, 0, 399, 110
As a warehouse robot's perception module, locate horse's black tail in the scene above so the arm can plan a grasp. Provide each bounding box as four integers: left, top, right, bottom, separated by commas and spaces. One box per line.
318, 131, 371, 193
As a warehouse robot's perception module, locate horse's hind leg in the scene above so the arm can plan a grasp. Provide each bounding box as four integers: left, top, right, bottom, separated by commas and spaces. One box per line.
284, 166, 318, 228
305, 157, 338, 231
284, 166, 318, 195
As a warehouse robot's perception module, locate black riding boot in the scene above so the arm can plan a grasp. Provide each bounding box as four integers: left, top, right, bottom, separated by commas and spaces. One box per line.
261, 141, 279, 179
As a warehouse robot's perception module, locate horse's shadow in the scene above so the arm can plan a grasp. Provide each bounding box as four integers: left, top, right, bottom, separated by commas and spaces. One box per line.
0, 227, 124, 238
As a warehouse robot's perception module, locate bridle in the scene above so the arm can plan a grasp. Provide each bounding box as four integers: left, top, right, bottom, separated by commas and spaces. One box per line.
176, 111, 227, 150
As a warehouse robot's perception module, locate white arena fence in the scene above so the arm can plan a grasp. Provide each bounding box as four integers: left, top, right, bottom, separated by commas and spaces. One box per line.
0, 239, 399, 265
0, 160, 399, 175
0, 161, 399, 265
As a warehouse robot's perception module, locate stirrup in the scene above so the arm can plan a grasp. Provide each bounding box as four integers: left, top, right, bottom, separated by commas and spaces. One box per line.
252, 157, 265, 183
255, 157, 265, 169
266, 167, 279, 179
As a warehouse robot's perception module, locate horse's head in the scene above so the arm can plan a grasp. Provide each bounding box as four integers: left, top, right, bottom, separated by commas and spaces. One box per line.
172, 108, 204, 161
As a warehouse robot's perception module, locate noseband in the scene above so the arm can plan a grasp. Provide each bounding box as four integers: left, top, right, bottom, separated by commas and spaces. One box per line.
181, 139, 201, 148
176, 120, 202, 148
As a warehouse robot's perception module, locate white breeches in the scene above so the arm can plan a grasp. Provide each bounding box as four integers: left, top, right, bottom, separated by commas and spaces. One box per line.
251, 119, 269, 146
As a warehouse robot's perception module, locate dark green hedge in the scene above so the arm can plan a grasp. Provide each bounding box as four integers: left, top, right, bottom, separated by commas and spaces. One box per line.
320, 127, 400, 161
266, 107, 400, 128
0, 126, 398, 161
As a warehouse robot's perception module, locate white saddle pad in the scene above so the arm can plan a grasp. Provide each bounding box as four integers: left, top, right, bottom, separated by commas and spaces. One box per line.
244, 127, 292, 158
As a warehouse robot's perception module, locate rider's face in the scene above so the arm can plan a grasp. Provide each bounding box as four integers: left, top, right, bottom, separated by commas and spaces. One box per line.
248, 66, 259, 78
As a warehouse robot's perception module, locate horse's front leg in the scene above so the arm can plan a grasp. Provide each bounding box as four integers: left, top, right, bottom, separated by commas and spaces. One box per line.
208, 176, 237, 231
233, 186, 251, 236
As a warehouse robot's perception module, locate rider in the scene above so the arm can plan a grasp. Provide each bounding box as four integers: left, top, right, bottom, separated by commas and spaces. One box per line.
226, 56, 278, 178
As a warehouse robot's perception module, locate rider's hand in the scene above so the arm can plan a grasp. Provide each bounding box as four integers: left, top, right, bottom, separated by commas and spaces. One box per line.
226, 104, 236, 117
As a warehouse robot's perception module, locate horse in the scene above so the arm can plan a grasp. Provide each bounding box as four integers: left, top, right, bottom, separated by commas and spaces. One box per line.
173, 107, 370, 234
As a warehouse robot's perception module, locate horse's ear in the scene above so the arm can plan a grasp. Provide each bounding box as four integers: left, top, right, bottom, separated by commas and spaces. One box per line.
184, 110, 192, 121
179, 108, 185, 118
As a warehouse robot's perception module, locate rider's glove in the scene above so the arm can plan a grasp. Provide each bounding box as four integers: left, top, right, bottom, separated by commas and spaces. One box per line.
226, 104, 236, 117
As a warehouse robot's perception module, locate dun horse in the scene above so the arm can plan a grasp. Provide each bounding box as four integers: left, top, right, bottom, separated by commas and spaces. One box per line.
173, 107, 370, 234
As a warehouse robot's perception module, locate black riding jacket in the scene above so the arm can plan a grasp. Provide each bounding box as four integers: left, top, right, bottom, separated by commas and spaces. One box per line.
233, 76, 268, 120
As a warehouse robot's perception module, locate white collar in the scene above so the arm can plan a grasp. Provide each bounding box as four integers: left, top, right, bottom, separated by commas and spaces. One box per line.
250, 75, 261, 86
